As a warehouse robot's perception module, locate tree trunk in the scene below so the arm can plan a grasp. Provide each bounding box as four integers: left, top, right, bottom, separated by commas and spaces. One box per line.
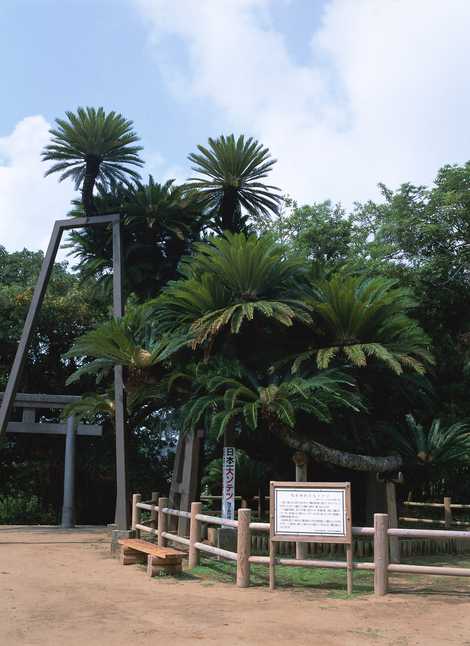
273, 426, 403, 473
82, 155, 100, 217
220, 187, 238, 233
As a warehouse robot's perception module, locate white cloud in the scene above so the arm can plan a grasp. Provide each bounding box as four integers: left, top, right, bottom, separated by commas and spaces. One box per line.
136, 0, 470, 207
0, 116, 75, 255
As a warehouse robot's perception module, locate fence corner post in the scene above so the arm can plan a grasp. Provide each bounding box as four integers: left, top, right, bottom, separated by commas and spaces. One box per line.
189, 501, 202, 568
237, 507, 251, 588
158, 497, 169, 547
444, 496, 452, 528
374, 513, 389, 596
131, 493, 141, 536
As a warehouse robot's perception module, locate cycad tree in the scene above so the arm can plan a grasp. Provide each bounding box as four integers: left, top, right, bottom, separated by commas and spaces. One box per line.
387, 415, 470, 468
186, 134, 282, 233
293, 275, 434, 375
153, 232, 311, 348
66, 177, 205, 299
42, 107, 143, 216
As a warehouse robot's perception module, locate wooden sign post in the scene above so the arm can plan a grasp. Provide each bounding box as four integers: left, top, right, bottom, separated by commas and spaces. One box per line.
269, 481, 353, 593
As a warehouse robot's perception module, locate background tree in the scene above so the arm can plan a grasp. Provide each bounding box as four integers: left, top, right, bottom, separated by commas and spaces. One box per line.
186, 134, 283, 233
42, 107, 143, 216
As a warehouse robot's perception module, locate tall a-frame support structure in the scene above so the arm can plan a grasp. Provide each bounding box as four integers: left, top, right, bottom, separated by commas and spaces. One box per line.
0, 213, 129, 530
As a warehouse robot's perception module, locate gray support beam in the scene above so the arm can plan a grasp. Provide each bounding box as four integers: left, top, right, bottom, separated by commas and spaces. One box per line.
0, 222, 63, 436
0, 214, 119, 439
113, 218, 129, 530
0, 213, 127, 531
61, 416, 77, 528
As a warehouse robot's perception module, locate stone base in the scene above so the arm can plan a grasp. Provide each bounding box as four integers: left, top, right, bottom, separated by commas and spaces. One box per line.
110, 529, 135, 556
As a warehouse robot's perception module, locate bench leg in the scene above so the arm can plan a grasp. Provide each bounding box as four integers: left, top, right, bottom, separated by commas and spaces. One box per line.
147, 555, 182, 577
120, 547, 146, 565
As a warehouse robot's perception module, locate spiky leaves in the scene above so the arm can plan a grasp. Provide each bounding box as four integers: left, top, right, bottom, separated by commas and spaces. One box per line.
174, 366, 361, 438
293, 275, 434, 375
66, 177, 206, 300
387, 415, 470, 467
186, 134, 283, 232
154, 233, 311, 348
42, 107, 143, 215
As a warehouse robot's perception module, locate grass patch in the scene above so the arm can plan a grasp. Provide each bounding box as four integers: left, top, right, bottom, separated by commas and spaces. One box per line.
189, 556, 373, 596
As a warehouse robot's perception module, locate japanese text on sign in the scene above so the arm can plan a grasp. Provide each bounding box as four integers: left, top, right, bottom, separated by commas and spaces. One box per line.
222, 447, 236, 520
274, 487, 346, 537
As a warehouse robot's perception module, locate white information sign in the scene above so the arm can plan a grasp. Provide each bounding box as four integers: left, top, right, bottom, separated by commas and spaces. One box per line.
274, 487, 346, 537
222, 446, 236, 520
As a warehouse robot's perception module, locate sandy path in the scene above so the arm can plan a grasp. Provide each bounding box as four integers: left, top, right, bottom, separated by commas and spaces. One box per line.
1, 526, 470, 646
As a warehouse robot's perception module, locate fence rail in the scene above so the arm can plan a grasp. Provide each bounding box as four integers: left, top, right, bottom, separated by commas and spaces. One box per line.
131, 493, 470, 596
401, 496, 470, 528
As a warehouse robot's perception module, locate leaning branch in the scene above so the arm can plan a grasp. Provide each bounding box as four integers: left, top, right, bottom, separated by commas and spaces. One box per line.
274, 426, 403, 473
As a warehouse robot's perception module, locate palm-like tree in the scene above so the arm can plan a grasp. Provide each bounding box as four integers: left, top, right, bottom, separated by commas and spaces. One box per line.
293, 275, 434, 375
154, 232, 311, 347
66, 177, 206, 299
42, 107, 144, 216
186, 134, 283, 233
387, 415, 470, 467
177, 369, 361, 438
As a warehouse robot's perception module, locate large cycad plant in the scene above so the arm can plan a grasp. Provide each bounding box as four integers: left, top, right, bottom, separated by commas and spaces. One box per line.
42, 107, 143, 216
154, 233, 311, 347
186, 134, 282, 233
66, 177, 205, 299
387, 415, 470, 468
293, 275, 434, 375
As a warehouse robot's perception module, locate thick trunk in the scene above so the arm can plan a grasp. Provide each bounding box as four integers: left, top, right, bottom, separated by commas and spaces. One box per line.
273, 426, 403, 473
82, 156, 100, 217
220, 187, 238, 232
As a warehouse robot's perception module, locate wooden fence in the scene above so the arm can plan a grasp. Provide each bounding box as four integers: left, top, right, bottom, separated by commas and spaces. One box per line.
131, 493, 470, 596
401, 497, 470, 528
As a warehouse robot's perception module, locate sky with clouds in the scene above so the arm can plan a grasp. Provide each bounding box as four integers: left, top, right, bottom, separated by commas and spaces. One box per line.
1, 0, 470, 254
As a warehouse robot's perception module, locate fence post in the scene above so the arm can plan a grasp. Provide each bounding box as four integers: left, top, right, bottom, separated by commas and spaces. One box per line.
386, 481, 400, 563
293, 452, 308, 560
237, 508, 251, 588
158, 497, 168, 547
151, 491, 159, 535
189, 501, 202, 568
131, 493, 141, 536
444, 497, 453, 528
374, 513, 389, 596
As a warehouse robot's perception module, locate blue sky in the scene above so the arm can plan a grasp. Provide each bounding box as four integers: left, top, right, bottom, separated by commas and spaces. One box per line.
2, 0, 470, 252
0, 0, 324, 175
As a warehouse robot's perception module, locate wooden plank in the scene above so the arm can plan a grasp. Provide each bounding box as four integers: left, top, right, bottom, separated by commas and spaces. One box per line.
118, 539, 184, 560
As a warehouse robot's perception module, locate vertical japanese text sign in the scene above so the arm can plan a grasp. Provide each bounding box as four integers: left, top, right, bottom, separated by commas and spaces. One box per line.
222, 447, 236, 520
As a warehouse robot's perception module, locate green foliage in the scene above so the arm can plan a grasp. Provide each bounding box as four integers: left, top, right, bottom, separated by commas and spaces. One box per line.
0, 495, 55, 525
186, 134, 282, 232
269, 200, 354, 266
387, 415, 470, 468
66, 177, 206, 300
180, 368, 362, 439
294, 275, 433, 375
154, 232, 311, 347
42, 106, 143, 189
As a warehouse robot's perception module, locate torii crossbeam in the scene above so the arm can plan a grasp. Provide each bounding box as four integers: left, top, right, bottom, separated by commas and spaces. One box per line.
0, 213, 129, 529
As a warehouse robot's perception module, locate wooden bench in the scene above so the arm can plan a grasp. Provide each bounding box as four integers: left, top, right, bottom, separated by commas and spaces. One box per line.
118, 538, 186, 577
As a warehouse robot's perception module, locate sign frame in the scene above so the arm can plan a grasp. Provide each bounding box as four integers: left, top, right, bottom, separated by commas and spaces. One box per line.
268, 481, 353, 593
270, 481, 352, 544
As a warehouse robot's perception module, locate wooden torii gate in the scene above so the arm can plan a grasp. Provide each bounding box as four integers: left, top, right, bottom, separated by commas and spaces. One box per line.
1, 392, 102, 527
0, 213, 129, 530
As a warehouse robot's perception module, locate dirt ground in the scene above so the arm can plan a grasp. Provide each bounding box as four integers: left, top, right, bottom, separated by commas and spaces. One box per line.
1, 526, 470, 646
